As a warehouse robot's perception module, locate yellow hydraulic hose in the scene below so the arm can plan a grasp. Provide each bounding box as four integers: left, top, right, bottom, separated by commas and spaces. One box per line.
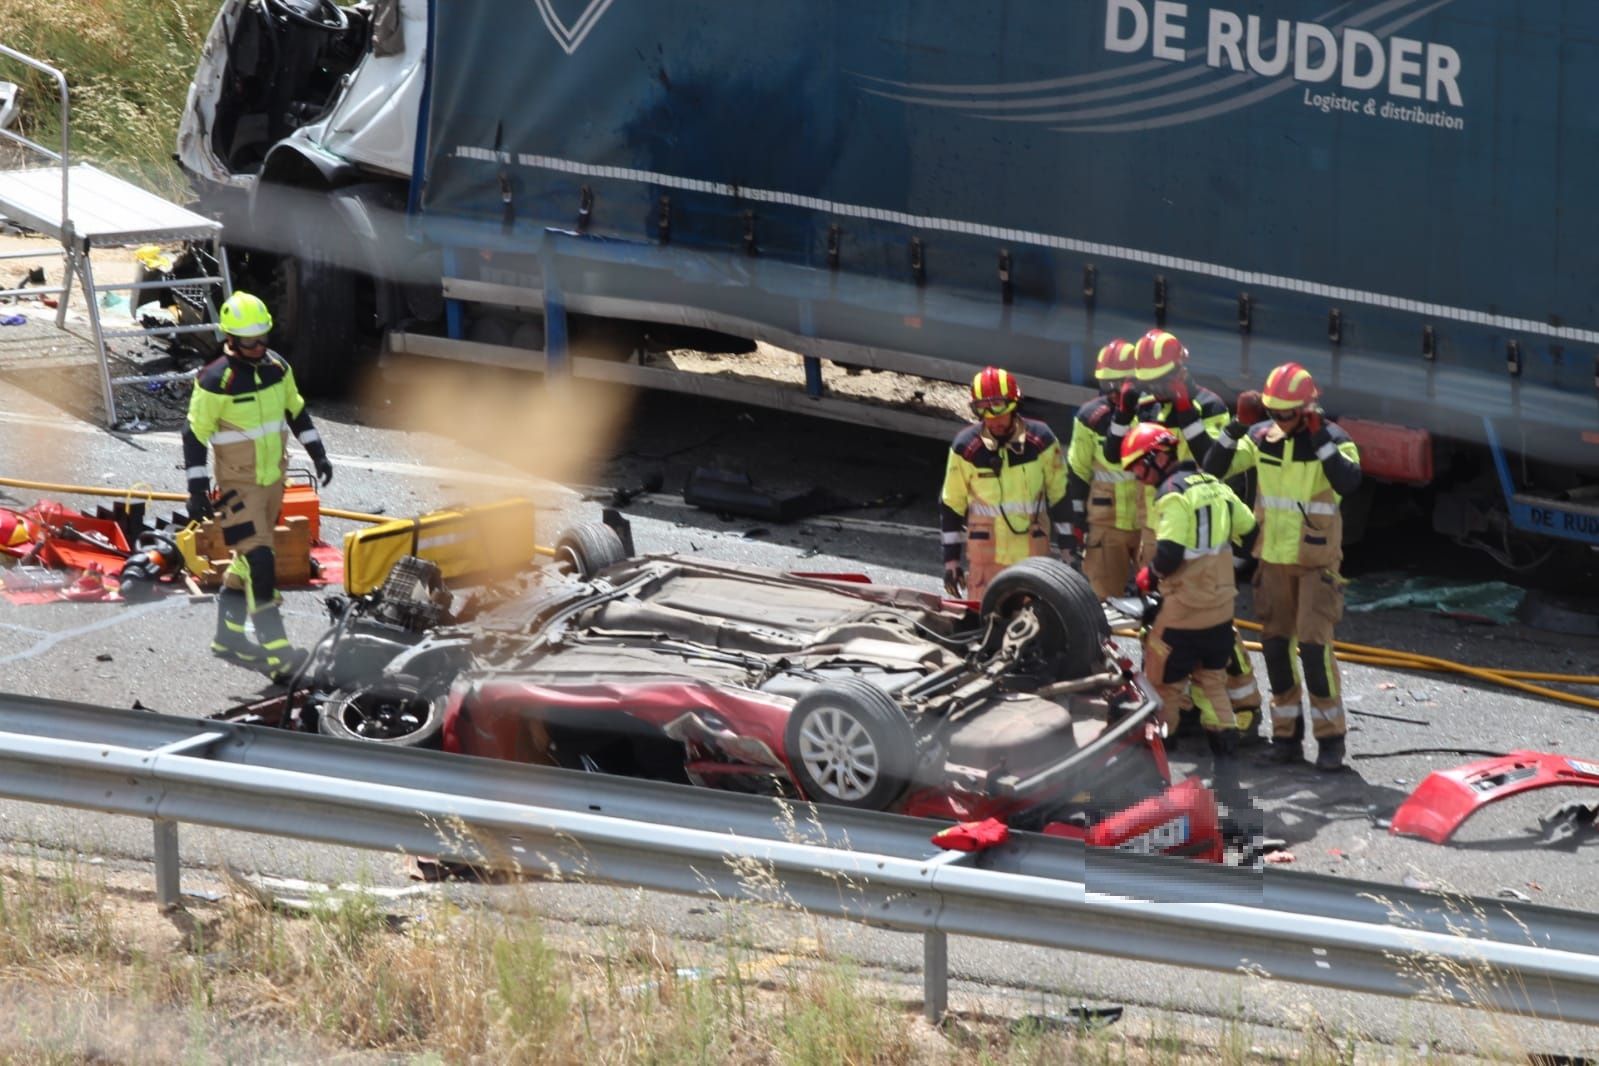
1230, 618, 1599, 711
1109, 614, 1599, 709
0, 475, 391, 524
0, 475, 559, 556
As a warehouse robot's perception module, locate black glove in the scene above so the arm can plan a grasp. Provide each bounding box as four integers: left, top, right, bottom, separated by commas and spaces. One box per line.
1222, 419, 1248, 440
314, 456, 334, 486
1115, 380, 1140, 419
943, 561, 966, 598
187, 489, 213, 522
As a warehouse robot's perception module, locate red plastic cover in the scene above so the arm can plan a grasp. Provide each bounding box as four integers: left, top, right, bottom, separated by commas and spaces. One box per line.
1389, 751, 1599, 844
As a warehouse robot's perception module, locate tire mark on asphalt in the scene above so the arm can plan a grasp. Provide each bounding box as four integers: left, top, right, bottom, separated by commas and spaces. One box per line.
0, 597, 186, 665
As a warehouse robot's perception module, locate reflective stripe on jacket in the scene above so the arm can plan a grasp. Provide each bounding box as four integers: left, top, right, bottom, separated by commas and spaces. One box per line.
1205, 421, 1362, 567
1149, 465, 1257, 629
186, 351, 308, 487
940, 417, 1070, 566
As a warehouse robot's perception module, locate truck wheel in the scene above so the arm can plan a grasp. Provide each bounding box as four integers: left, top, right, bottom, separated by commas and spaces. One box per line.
980, 557, 1109, 680
267, 230, 359, 396
785, 677, 913, 810
317, 684, 444, 747
554, 522, 627, 577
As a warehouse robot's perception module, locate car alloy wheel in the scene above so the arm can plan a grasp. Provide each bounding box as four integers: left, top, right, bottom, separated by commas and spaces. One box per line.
784, 677, 913, 810
796, 704, 881, 802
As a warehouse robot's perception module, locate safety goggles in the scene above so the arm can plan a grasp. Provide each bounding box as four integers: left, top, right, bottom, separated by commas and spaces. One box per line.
233, 337, 268, 350
1128, 454, 1160, 478
1267, 407, 1300, 423
972, 399, 1017, 417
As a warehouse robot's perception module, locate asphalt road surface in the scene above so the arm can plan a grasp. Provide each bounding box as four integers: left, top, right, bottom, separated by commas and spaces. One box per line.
3, 353, 1599, 1057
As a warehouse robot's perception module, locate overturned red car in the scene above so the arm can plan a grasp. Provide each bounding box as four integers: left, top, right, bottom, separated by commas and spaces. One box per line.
221, 524, 1235, 861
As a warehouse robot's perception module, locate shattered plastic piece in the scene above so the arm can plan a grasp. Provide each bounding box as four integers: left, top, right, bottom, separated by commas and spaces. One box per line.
1392, 751, 1599, 844
931, 817, 1010, 852
1496, 887, 1532, 902
0, 312, 25, 326
1263, 850, 1296, 864
1013, 1006, 1123, 1033
1346, 574, 1525, 625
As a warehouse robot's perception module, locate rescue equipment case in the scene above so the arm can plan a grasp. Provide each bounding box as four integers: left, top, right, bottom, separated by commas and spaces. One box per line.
341, 497, 537, 595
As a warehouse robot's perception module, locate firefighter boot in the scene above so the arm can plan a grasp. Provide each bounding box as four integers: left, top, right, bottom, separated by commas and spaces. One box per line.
250, 603, 308, 686
210, 588, 261, 667
1264, 716, 1306, 766
1314, 734, 1347, 773
1206, 728, 1243, 800
1208, 728, 1263, 845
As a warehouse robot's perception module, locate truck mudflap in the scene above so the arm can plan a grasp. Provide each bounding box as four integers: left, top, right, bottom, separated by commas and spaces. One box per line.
1389, 751, 1599, 844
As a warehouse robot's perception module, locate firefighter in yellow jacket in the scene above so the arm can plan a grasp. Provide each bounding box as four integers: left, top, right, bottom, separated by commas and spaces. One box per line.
1065, 339, 1144, 600
940, 367, 1071, 602
1121, 422, 1257, 798
1107, 329, 1266, 742
1203, 363, 1362, 771
183, 292, 333, 682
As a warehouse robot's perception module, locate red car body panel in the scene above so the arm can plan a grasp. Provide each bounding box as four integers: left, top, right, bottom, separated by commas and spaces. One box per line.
444, 677, 1180, 831
1389, 751, 1599, 844
444, 678, 794, 775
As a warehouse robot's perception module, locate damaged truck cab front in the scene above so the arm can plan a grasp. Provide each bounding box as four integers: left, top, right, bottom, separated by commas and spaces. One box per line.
179, 0, 431, 390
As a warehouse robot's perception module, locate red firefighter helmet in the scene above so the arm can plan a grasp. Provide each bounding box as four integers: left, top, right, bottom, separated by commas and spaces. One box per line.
1094, 338, 1138, 383
1262, 362, 1320, 410
1120, 422, 1179, 469
970, 366, 1021, 416
1134, 329, 1188, 382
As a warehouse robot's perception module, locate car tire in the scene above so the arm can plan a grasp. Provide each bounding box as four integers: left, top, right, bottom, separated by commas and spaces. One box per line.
317, 684, 445, 748
980, 556, 1110, 680
555, 522, 628, 577
784, 677, 913, 811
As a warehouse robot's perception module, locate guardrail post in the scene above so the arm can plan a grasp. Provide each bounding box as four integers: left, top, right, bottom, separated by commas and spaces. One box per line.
923, 930, 948, 1022
153, 819, 181, 911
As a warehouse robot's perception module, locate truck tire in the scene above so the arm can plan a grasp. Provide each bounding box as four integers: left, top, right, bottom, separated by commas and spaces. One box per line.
554, 522, 628, 577
980, 557, 1109, 681
268, 240, 359, 396
317, 684, 445, 748
784, 677, 913, 811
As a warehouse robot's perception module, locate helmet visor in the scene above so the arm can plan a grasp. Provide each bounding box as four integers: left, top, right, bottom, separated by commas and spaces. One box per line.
972, 398, 1018, 417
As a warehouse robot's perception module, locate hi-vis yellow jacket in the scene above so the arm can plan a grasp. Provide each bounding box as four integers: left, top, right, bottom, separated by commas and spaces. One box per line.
182, 350, 326, 491
1204, 420, 1361, 568
1067, 396, 1143, 532
940, 417, 1071, 568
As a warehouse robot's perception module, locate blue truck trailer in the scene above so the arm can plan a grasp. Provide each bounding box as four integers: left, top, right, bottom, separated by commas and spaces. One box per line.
176, 0, 1599, 560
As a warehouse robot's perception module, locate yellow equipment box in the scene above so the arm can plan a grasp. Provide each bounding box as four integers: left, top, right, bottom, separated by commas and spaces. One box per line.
342, 497, 537, 595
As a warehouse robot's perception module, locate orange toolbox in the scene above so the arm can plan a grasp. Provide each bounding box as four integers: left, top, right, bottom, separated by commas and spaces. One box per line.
279, 468, 321, 542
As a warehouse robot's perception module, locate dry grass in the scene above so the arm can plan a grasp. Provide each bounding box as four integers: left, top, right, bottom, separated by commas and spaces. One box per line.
0, 0, 217, 199
0, 850, 1561, 1065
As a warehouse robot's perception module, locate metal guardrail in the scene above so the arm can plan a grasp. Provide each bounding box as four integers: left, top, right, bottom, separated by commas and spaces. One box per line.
2, 693, 1598, 1025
